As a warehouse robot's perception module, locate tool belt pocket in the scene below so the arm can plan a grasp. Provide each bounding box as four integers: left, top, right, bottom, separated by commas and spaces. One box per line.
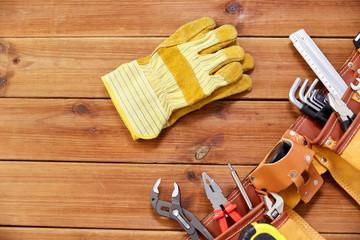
285, 49, 360, 205
181, 181, 288, 240
248, 133, 323, 203
291, 50, 360, 172
302, 89, 360, 151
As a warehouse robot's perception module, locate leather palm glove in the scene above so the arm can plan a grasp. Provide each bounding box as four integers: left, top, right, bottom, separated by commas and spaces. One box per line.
102, 17, 254, 140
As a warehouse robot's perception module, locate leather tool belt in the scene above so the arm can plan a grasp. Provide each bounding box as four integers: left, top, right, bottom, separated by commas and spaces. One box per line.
182, 47, 360, 240
250, 48, 360, 207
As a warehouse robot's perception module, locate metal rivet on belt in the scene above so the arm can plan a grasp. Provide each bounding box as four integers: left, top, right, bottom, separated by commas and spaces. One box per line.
314, 180, 318, 186
251, 176, 256, 182
326, 140, 332, 146
289, 130, 295, 136
357, 68, 360, 74
348, 62, 353, 68
305, 154, 311, 162
291, 172, 297, 178
321, 158, 327, 163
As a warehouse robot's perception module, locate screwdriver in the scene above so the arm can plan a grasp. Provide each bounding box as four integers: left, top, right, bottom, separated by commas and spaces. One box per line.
228, 164, 253, 211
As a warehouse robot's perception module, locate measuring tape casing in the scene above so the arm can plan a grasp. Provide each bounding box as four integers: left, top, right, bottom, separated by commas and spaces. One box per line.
238, 222, 287, 240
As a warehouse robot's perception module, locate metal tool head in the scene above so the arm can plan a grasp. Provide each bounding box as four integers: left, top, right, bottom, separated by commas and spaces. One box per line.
150, 179, 215, 240
305, 78, 319, 102
305, 78, 326, 109
171, 182, 182, 207
310, 89, 326, 109
289, 78, 304, 109
150, 178, 172, 218
299, 78, 309, 103
299, 78, 321, 111
151, 178, 161, 208
264, 192, 284, 220
351, 78, 360, 91
327, 93, 353, 121
202, 172, 228, 210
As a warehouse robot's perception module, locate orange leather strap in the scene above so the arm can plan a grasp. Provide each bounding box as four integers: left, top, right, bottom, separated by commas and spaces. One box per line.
249, 130, 323, 203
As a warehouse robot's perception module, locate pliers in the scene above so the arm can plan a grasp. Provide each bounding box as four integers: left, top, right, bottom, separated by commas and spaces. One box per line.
327, 93, 357, 132
150, 178, 214, 240
202, 172, 242, 233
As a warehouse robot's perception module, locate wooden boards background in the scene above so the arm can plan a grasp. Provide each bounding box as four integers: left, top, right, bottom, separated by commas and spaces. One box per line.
0, 0, 359, 239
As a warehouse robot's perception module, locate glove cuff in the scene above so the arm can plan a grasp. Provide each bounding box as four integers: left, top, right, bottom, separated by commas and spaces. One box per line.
101, 61, 169, 140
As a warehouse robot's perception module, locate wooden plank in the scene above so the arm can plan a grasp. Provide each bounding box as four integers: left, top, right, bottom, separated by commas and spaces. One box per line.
323, 234, 360, 240
0, 37, 354, 99
0, 228, 184, 240
0, 0, 359, 37
0, 162, 358, 233
0, 228, 357, 240
0, 98, 298, 163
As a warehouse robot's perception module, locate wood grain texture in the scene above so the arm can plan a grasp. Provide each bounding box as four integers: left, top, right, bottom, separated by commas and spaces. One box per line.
0, 37, 354, 99
0, 98, 298, 163
0, 228, 358, 240
0, 0, 359, 37
0, 162, 358, 233
0, 228, 184, 240
0, 0, 359, 238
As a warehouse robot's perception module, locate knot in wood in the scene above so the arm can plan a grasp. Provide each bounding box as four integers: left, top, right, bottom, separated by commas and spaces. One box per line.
194, 146, 211, 160
187, 171, 199, 181
0, 77, 7, 89
88, 128, 96, 134
225, 1, 242, 14
73, 104, 91, 115
13, 57, 21, 65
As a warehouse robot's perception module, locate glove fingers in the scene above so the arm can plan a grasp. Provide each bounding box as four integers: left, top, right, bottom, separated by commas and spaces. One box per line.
160, 17, 216, 47
241, 53, 255, 72
208, 46, 244, 75
198, 25, 238, 54
214, 61, 243, 84
167, 74, 252, 126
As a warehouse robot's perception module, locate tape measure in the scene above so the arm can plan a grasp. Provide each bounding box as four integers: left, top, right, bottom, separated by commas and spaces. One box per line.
238, 222, 286, 240
289, 29, 347, 99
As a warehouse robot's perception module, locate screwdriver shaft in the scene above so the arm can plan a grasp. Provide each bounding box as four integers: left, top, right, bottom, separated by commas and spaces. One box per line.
228, 164, 253, 210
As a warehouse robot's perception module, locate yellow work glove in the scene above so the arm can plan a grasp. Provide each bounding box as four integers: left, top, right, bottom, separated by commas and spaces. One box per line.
102, 17, 254, 140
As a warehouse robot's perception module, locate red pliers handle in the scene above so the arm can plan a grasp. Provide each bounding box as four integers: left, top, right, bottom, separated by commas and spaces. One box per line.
212, 202, 242, 232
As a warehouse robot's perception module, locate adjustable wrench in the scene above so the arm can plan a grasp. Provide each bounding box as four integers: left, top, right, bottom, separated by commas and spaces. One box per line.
264, 192, 284, 221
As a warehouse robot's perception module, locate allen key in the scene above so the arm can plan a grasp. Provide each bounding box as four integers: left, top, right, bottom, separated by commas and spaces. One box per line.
299, 78, 321, 111
304, 78, 326, 109
289, 78, 328, 126
289, 77, 304, 109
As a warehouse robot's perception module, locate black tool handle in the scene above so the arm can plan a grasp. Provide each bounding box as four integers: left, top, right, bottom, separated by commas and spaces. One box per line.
300, 104, 328, 126
341, 120, 351, 132
341, 114, 357, 132
320, 102, 333, 119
